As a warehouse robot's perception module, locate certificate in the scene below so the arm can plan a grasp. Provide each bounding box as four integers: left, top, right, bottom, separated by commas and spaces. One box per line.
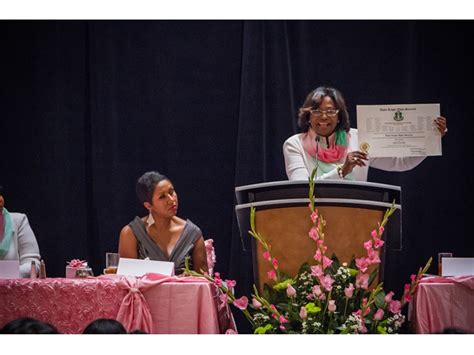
356, 103, 442, 157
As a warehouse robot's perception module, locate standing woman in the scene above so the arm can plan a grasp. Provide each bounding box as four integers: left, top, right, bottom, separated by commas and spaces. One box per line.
283, 86, 448, 181
119, 171, 208, 275
0, 185, 41, 277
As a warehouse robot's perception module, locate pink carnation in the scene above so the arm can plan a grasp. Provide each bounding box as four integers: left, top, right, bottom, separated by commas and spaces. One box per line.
233, 296, 249, 310
319, 274, 334, 291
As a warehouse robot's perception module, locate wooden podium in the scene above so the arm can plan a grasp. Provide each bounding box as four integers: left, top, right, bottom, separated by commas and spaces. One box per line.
235, 180, 402, 292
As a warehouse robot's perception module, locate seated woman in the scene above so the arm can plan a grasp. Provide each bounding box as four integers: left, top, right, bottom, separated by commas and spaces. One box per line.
283, 86, 448, 181
118, 171, 208, 275
0, 185, 41, 277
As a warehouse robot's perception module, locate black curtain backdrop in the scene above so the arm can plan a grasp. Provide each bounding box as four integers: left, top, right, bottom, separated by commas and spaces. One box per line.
1, 20, 473, 333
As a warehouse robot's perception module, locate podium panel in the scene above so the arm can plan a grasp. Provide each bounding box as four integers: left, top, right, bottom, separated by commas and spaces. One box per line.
235, 180, 401, 292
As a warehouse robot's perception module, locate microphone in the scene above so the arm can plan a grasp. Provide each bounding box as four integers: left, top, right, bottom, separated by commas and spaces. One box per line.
314, 134, 320, 174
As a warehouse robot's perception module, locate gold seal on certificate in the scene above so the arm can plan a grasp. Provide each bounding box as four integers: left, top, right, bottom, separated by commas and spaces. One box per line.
359, 142, 370, 154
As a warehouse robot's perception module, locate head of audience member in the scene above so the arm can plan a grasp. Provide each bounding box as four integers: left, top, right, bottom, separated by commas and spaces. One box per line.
136, 171, 178, 219
82, 318, 127, 334
129, 329, 147, 334
297, 86, 351, 136
0, 317, 59, 334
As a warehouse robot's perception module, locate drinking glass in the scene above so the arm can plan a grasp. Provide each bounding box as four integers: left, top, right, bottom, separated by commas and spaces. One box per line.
438, 252, 453, 276
105, 252, 120, 274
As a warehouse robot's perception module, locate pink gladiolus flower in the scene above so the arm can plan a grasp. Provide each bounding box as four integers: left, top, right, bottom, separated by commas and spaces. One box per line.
225, 328, 237, 334
286, 284, 296, 297
379, 226, 385, 234
308, 227, 318, 241
322, 256, 333, 269
355, 273, 369, 289
373, 238, 384, 248
344, 283, 354, 298
279, 325, 286, 331
404, 283, 410, 291
317, 239, 324, 247
267, 270, 277, 281
252, 298, 262, 309
371, 229, 378, 239
233, 296, 249, 310
319, 293, 326, 301
410, 274, 416, 282
328, 300, 336, 313
404, 293, 412, 302
355, 257, 369, 273
272, 258, 279, 270
360, 323, 368, 334
225, 279, 236, 290
363, 240, 373, 251
311, 210, 318, 223
314, 249, 322, 261
374, 308, 384, 321
299, 306, 307, 320
384, 291, 394, 303
319, 275, 334, 291
322, 245, 327, 253
367, 249, 381, 264
279, 315, 289, 324
262, 251, 271, 261
352, 309, 362, 317
389, 300, 402, 314
214, 278, 222, 287
306, 293, 315, 300
214, 272, 220, 278
270, 304, 277, 312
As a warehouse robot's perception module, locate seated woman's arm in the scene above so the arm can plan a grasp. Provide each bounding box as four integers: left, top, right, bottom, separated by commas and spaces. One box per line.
118, 226, 138, 259
17, 214, 41, 278
192, 236, 208, 274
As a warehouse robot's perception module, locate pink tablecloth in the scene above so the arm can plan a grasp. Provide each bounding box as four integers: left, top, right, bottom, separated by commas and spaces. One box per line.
413, 276, 474, 334
0, 274, 236, 334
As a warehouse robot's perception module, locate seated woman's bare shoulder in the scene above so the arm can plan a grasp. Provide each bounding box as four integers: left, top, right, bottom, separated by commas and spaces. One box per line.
118, 225, 138, 258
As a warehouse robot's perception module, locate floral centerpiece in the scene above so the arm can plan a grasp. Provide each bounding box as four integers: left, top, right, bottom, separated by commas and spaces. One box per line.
186, 169, 431, 334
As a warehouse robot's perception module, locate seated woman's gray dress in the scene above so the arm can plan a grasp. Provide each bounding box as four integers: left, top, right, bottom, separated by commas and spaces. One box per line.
129, 217, 202, 275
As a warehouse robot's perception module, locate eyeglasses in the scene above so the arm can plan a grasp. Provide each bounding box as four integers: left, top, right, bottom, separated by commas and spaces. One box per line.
310, 109, 339, 117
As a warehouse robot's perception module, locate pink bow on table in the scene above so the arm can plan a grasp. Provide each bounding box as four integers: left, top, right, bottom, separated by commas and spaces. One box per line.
115, 273, 209, 333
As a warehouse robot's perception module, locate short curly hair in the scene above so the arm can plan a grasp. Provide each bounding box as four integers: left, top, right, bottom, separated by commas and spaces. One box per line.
136, 171, 170, 205
297, 86, 351, 133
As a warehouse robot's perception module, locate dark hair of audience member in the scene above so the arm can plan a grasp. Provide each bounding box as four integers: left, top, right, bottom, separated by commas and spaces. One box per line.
83, 318, 127, 334
0, 317, 59, 334
440, 327, 466, 334
129, 329, 148, 334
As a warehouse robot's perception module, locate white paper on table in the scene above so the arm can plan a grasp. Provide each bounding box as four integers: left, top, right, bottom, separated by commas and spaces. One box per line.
442, 258, 474, 276
117, 257, 175, 277
356, 103, 442, 157
0, 260, 20, 279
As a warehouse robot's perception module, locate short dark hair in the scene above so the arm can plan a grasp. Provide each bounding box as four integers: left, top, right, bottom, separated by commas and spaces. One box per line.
83, 318, 127, 334
136, 171, 170, 205
297, 86, 351, 133
0, 317, 59, 334
0, 185, 3, 196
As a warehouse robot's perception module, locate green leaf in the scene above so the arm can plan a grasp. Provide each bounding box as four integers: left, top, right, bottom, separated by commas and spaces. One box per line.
250, 207, 256, 233
368, 268, 379, 287
374, 291, 386, 308
254, 324, 273, 334
348, 268, 358, 277
377, 325, 387, 334
305, 303, 321, 314
272, 278, 295, 291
